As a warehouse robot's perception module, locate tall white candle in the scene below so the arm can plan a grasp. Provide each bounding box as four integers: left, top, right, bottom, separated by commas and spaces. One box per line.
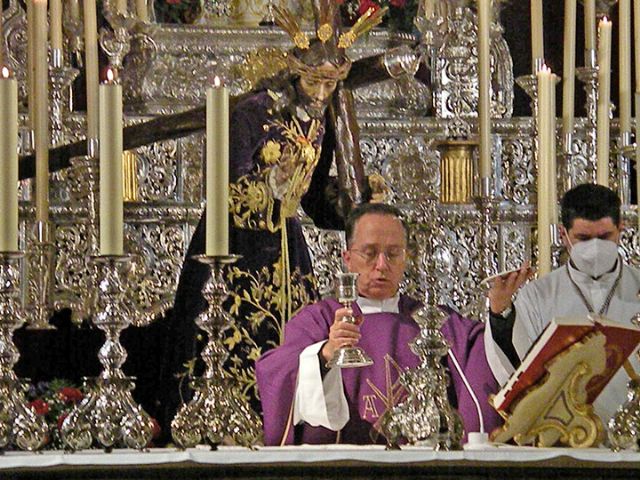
205, 77, 229, 257
596, 18, 612, 186
69, 0, 80, 21
478, 0, 492, 179
83, 0, 99, 144
34, 0, 49, 224
136, 0, 149, 22
116, 0, 127, 14
99, 69, 123, 256
531, 0, 544, 69
0, 67, 18, 252
548, 72, 558, 224
562, 0, 576, 138
50, 0, 63, 50
536, 66, 553, 276
584, 0, 596, 51
27, 0, 35, 130
619, 0, 632, 133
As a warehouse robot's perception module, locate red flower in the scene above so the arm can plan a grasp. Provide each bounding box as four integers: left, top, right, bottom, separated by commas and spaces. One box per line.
166, 0, 181, 4
59, 387, 83, 404
57, 413, 68, 431
29, 399, 50, 416
389, 0, 406, 7
151, 418, 161, 440
358, 0, 380, 16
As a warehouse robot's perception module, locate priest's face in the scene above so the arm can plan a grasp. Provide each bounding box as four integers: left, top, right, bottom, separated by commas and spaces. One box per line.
561, 216, 622, 248
343, 213, 407, 300
297, 63, 340, 118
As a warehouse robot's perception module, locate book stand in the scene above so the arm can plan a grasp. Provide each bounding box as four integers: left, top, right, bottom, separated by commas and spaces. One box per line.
491, 333, 607, 447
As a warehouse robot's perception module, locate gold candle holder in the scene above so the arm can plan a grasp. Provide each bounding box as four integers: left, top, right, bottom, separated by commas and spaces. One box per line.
437, 139, 476, 204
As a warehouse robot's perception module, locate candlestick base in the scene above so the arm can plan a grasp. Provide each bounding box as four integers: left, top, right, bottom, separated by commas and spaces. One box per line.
0, 252, 49, 451
171, 254, 263, 449
61, 255, 154, 450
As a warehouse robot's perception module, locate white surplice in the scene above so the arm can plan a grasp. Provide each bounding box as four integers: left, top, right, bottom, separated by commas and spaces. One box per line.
485, 260, 640, 424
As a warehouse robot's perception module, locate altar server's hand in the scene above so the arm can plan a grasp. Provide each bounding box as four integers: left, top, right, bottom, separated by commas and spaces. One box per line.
321, 308, 363, 362
488, 261, 534, 315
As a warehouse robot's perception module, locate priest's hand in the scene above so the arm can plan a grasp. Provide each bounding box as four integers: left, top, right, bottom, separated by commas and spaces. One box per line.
321, 307, 363, 362
488, 261, 534, 315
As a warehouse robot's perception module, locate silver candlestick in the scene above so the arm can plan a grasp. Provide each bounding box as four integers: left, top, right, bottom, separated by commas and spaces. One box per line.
577, 52, 598, 182
61, 255, 154, 450
381, 181, 462, 449
469, 177, 498, 323
0, 252, 48, 451
171, 255, 262, 449
382, 305, 463, 449
327, 272, 374, 369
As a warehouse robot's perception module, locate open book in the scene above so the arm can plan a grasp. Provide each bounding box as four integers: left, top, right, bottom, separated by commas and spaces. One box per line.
491, 315, 640, 413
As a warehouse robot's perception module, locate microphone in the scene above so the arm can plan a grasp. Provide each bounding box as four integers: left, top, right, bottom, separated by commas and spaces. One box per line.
448, 349, 491, 447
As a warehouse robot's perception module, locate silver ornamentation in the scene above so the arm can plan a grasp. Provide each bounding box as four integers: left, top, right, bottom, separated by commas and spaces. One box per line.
171, 255, 262, 449
0, 252, 48, 451
24, 221, 56, 330
61, 255, 154, 450
609, 379, 640, 451
204, 0, 233, 20
100, 0, 139, 69
383, 304, 463, 449
49, 62, 79, 147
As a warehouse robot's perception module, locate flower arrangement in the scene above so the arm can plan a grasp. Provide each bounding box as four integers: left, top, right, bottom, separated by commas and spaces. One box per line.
338, 0, 420, 34
27, 379, 85, 449
27, 379, 162, 449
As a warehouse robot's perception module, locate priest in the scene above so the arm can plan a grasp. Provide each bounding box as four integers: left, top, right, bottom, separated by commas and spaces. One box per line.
486, 183, 640, 425
256, 203, 502, 445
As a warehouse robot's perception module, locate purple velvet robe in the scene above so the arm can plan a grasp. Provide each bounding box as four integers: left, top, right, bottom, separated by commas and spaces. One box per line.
256, 296, 502, 445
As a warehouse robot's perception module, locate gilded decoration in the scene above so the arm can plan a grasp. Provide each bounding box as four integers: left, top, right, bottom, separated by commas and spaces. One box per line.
491, 333, 607, 448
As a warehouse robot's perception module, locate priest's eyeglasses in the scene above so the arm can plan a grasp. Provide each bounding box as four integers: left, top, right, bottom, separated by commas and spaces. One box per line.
350, 247, 406, 266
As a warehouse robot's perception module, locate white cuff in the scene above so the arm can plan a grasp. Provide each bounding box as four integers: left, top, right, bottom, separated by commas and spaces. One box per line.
484, 317, 516, 386
293, 341, 349, 431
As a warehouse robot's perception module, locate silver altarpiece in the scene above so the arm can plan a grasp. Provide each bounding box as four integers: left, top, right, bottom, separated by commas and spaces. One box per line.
1, 0, 638, 332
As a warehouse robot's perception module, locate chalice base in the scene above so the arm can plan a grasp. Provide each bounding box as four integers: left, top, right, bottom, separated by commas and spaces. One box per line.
328, 346, 374, 369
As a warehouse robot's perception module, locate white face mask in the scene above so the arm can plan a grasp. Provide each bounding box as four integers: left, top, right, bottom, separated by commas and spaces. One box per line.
568, 238, 619, 278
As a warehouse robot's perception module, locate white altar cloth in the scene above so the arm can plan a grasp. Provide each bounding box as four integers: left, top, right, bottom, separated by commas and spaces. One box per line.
1, 445, 640, 470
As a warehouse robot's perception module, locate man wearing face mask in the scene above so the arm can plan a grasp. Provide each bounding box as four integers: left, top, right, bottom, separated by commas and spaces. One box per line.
485, 183, 640, 425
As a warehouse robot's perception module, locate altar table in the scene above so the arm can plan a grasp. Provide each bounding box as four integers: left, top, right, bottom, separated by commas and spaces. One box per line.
1, 446, 640, 480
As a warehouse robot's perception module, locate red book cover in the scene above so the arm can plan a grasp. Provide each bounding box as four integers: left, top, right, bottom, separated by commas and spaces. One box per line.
491, 316, 640, 412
